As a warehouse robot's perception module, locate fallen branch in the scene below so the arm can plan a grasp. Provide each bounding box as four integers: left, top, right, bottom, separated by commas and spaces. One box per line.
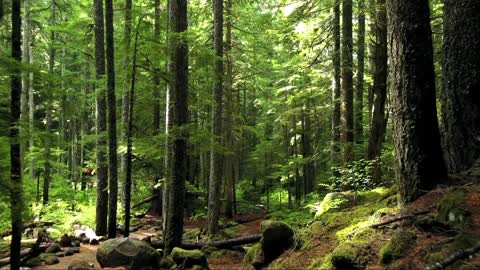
151, 234, 261, 250
425, 242, 480, 270
0, 244, 49, 267
347, 208, 432, 239
132, 195, 159, 209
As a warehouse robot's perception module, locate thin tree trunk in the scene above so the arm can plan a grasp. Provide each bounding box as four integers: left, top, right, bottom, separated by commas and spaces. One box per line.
441, 0, 480, 173
94, 0, 108, 237
366, 0, 387, 183
153, 0, 161, 134
164, 0, 188, 255
124, 15, 142, 238
331, 0, 341, 168
120, 0, 132, 206
354, 0, 365, 145
10, 0, 23, 268
342, 0, 354, 162
207, 0, 224, 236
387, 0, 447, 205
105, 0, 118, 239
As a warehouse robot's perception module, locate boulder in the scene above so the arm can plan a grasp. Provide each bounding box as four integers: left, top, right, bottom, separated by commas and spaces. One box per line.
44, 255, 59, 265
60, 234, 74, 247
68, 259, 94, 270
24, 257, 42, 268
64, 248, 75, 256
170, 247, 208, 269
72, 240, 81, 247
56, 251, 65, 257
260, 220, 295, 263
45, 243, 62, 253
331, 243, 363, 270
96, 237, 160, 269
436, 189, 470, 230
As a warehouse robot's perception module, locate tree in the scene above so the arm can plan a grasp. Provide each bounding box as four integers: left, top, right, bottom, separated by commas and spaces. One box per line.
207, 0, 224, 236
105, 0, 118, 239
366, 0, 387, 183
10, 0, 23, 268
441, 0, 480, 173
94, 0, 108, 236
354, 0, 365, 145
342, 0, 354, 162
331, 0, 341, 167
164, 0, 188, 255
387, 0, 447, 205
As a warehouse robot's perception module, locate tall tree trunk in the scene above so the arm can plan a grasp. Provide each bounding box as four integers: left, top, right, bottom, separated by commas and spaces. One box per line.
94, 0, 108, 236
223, 0, 234, 219
354, 0, 365, 145
387, 0, 447, 205
331, 0, 341, 168
10, 0, 23, 268
441, 0, 480, 173
43, 4, 56, 206
164, 0, 188, 255
105, 0, 118, 239
366, 0, 387, 183
120, 0, 132, 206
207, 0, 224, 236
153, 0, 161, 133
124, 16, 141, 238
342, 0, 354, 162
367, 0, 376, 126
302, 107, 314, 194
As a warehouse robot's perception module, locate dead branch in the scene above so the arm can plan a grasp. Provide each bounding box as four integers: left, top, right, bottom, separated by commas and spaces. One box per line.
347, 208, 432, 239
425, 242, 480, 270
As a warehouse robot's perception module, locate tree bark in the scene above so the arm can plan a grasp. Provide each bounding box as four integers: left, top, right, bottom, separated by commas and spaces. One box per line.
94, 0, 108, 237
207, 0, 224, 236
331, 0, 341, 167
366, 0, 387, 183
387, 0, 447, 205
354, 0, 365, 145
441, 0, 480, 173
342, 0, 354, 162
164, 0, 188, 255
105, 0, 118, 239
10, 0, 23, 268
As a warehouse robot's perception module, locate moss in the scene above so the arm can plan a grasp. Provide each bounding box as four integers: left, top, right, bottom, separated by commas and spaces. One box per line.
436, 189, 470, 229
243, 243, 261, 266
330, 243, 364, 270
25, 256, 42, 267
379, 229, 417, 264
314, 192, 350, 218
170, 248, 208, 269
39, 253, 57, 261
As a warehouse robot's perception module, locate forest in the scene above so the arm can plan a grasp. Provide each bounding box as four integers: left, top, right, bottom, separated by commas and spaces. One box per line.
0, 0, 479, 269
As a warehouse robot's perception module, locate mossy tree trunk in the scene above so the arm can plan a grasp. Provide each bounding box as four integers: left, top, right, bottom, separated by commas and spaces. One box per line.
387, 0, 447, 204
342, 0, 354, 162
331, 0, 341, 167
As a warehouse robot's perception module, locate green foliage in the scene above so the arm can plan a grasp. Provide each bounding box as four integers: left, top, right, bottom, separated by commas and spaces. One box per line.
330, 159, 381, 191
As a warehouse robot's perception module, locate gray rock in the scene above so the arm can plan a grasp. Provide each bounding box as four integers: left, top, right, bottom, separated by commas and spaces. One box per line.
45, 243, 62, 253
96, 237, 160, 269
55, 252, 65, 257
64, 248, 75, 256
67, 259, 94, 270
44, 255, 59, 265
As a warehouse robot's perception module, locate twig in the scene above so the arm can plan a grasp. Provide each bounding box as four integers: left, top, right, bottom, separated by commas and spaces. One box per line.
425, 242, 480, 270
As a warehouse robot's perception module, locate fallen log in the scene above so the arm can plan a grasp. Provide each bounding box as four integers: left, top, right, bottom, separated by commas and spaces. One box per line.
132, 195, 159, 209
347, 208, 432, 239
0, 231, 49, 267
425, 242, 480, 270
151, 234, 262, 250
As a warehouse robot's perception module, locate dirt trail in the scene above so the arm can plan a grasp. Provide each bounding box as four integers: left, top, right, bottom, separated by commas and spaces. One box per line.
32, 244, 101, 270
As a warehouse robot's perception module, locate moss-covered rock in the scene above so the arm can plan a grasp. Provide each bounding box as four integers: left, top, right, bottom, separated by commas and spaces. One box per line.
436, 189, 470, 230
183, 228, 201, 241
315, 192, 350, 218
96, 237, 160, 269
39, 252, 57, 261
243, 243, 263, 270
170, 247, 208, 269
330, 243, 364, 270
159, 256, 175, 269
25, 257, 42, 268
44, 255, 59, 265
67, 259, 94, 270
260, 220, 295, 263
45, 243, 62, 253
379, 229, 416, 264
200, 245, 219, 256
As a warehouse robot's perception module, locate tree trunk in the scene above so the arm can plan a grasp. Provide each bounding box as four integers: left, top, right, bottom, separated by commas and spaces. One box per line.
124, 15, 141, 238
441, 0, 480, 173
331, 0, 341, 167
207, 0, 224, 236
164, 0, 188, 255
366, 0, 387, 183
94, 0, 108, 237
10, 0, 23, 268
342, 0, 354, 162
354, 0, 365, 146
387, 0, 447, 205
120, 0, 132, 208
105, 0, 118, 239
